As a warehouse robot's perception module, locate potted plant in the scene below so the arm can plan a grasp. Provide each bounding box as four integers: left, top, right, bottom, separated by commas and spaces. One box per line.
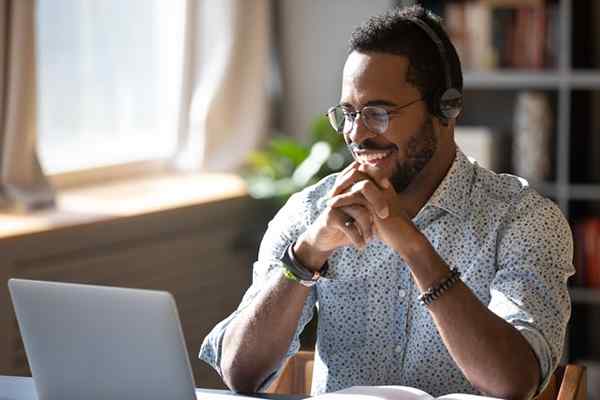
244, 115, 351, 205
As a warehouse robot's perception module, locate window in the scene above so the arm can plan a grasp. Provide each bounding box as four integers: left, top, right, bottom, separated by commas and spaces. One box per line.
36, 0, 186, 175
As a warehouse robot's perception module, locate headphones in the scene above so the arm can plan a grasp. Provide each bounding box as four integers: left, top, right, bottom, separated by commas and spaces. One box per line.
408, 16, 463, 120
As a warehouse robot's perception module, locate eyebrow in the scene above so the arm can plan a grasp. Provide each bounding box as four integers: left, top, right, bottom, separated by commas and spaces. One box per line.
339, 99, 399, 109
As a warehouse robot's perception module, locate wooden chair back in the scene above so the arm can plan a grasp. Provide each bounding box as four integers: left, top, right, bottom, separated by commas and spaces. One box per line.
536, 365, 587, 400
266, 351, 314, 395
267, 351, 586, 400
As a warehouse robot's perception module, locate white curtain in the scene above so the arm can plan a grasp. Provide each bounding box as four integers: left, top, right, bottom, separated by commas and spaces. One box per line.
173, 0, 271, 172
0, 0, 54, 210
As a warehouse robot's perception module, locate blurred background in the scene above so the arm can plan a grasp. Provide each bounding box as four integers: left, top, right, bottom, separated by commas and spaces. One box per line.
0, 0, 598, 398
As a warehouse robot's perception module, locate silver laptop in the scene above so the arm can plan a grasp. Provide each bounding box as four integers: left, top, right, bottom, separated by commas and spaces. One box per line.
8, 279, 198, 400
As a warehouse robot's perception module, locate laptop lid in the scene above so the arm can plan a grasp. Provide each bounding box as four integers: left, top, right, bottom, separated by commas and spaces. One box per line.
8, 279, 197, 400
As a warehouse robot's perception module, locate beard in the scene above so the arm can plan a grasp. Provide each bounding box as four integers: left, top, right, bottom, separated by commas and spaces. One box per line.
389, 115, 437, 192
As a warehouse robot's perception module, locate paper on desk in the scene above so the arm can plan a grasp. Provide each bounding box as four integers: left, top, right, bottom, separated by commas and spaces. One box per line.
310, 386, 503, 400
195, 390, 269, 400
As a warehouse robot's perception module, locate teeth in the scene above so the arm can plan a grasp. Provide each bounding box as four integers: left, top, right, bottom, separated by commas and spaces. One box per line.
358, 151, 391, 163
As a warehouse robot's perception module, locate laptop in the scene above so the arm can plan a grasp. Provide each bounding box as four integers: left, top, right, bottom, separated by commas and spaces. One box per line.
8, 279, 198, 400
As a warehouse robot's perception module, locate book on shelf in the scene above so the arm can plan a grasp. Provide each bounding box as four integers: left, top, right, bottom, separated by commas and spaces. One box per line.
512, 91, 552, 182
312, 385, 501, 400
573, 218, 600, 288
444, 0, 558, 71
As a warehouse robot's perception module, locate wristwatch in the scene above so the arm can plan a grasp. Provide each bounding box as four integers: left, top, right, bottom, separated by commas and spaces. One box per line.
280, 242, 328, 287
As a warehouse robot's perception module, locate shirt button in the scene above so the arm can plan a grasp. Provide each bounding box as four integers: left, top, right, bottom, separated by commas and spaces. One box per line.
398, 289, 407, 298
394, 344, 402, 353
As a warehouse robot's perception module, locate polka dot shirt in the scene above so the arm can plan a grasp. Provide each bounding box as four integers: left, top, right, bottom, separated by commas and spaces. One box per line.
200, 148, 574, 396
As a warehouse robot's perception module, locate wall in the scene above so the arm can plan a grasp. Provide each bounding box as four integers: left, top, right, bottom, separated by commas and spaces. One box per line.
276, 0, 393, 139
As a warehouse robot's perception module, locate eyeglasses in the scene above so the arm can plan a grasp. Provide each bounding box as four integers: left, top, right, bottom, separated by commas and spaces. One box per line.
326, 98, 423, 135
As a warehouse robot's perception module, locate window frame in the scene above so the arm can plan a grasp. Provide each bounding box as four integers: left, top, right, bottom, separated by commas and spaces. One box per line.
49, 159, 174, 190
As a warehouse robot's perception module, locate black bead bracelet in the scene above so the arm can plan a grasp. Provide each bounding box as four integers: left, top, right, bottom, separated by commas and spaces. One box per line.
418, 267, 461, 306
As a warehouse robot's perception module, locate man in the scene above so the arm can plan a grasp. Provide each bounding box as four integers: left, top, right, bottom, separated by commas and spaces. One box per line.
200, 6, 573, 399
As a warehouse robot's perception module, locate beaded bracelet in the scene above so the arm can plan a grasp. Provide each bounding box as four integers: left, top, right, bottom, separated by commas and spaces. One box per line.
418, 268, 461, 306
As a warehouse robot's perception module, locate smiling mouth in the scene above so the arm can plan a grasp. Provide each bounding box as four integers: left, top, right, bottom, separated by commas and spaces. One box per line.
354, 149, 395, 164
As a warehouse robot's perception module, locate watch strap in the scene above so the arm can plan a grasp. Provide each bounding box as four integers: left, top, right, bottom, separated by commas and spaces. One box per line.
280, 241, 329, 284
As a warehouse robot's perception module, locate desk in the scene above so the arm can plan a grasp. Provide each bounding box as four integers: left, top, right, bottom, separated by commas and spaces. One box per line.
0, 376, 307, 400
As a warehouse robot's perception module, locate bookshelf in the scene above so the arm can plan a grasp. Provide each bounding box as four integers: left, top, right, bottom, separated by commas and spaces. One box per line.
570, 288, 600, 306
396, 0, 600, 218
460, 0, 600, 219
464, 71, 600, 89
401, 0, 600, 384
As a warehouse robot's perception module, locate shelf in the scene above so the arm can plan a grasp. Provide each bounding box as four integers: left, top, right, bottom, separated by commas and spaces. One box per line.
570, 287, 600, 305
569, 71, 600, 89
464, 71, 561, 89
524, 183, 600, 201
529, 181, 559, 198
464, 70, 600, 89
569, 185, 600, 200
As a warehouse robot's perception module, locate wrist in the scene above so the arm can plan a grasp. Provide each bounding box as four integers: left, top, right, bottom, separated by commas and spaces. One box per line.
389, 226, 429, 262
402, 234, 451, 292
293, 235, 332, 273
280, 240, 329, 287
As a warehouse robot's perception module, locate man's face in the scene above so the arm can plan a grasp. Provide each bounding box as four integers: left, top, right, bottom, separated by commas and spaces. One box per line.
340, 51, 438, 192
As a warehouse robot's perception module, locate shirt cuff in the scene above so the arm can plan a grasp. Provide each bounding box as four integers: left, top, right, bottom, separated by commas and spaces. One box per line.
199, 312, 238, 377
515, 324, 554, 394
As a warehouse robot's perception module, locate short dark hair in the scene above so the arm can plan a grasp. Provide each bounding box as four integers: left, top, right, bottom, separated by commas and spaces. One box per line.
348, 5, 462, 117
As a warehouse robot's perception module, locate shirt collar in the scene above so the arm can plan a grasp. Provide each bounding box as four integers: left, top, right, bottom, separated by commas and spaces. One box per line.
425, 147, 475, 219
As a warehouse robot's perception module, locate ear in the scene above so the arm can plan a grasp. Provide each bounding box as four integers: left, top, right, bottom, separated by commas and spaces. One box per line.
432, 115, 454, 133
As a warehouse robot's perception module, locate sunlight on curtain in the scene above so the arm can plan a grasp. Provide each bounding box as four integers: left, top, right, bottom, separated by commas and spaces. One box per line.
36, 0, 185, 174
173, 0, 270, 173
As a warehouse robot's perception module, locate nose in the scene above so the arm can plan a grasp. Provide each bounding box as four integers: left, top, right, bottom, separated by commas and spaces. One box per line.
346, 112, 376, 145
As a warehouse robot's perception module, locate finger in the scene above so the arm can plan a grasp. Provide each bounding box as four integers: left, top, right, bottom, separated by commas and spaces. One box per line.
330, 206, 371, 247
329, 208, 365, 248
331, 169, 365, 197
339, 205, 376, 249
335, 161, 360, 184
328, 190, 368, 209
334, 162, 360, 186
340, 160, 359, 175
331, 168, 389, 197
355, 180, 389, 218
328, 163, 360, 198
329, 180, 389, 219
343, 205, 373, 241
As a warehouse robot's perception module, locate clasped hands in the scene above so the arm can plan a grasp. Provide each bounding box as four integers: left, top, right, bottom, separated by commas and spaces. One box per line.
297, 162, 422, 267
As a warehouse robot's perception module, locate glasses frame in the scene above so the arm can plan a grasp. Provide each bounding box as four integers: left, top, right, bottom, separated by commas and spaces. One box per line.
326, 98, 423, 135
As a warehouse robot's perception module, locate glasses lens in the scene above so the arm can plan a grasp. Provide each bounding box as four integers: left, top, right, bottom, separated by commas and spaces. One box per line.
362, 107, 389, 134
328, 106, 350, 134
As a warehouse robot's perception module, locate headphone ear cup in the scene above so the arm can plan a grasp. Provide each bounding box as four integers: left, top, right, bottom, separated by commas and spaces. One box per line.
439, 88, 463, 120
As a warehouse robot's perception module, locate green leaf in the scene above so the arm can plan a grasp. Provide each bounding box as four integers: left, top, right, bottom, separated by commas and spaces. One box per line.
268, 137, 310, 167
246, 151, 277, 178
310, 115, 345, 150
243, 114, 352, 201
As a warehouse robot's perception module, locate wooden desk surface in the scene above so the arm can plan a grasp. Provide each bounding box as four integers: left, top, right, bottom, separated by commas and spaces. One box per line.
0, 376, 308, 400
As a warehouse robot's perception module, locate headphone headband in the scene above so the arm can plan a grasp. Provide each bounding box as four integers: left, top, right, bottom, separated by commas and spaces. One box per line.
407, 16, 462, 120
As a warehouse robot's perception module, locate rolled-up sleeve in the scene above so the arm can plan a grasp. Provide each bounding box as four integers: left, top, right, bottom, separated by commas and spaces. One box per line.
490, 193, 574, 391
199, 187, 322, 388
